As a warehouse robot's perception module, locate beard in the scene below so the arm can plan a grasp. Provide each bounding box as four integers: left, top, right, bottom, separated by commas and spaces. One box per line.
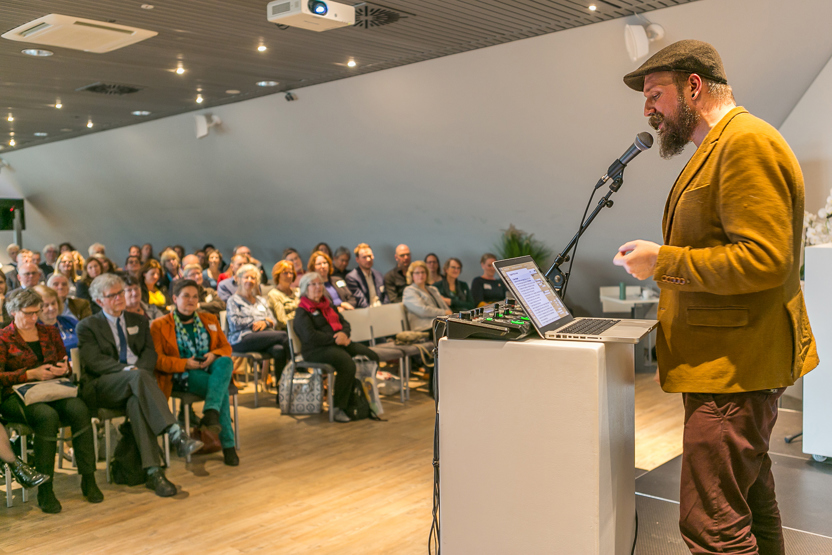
649, 93, 700, 159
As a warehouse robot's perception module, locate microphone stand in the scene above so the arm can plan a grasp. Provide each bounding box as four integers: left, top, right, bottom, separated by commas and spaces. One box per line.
544, 171, 626, 298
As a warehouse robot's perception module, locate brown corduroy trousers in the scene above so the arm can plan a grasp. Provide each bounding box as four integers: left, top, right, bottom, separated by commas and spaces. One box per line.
679, 389, 785, 555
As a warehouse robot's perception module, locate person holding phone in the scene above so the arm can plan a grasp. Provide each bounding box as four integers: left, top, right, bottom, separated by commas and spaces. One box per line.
0, 288, 102, 513
150, 279, 238, 466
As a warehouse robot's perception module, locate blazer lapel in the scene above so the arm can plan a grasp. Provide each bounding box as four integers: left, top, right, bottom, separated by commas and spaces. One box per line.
663, 107, 748, 242
95, 312, 117, 350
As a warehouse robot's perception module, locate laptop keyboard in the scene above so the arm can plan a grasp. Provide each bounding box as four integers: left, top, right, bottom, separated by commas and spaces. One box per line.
558, 318, 620, 336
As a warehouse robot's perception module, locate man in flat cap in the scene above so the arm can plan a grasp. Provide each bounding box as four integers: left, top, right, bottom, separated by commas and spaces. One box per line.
613, 40, 818, 553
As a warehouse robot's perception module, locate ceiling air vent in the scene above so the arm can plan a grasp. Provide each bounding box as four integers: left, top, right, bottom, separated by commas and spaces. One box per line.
1, 14, 157, 53
77, 82, 142, 95
354, 6, 407, 28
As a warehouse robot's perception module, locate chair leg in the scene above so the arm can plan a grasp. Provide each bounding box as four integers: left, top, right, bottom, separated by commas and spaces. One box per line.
253, 361, 261, 408
400, 358, 406, 404
57, 427, 65, 470
164, 434, 170, 468
105, 420, 112, 484
328, 373, 335, 423
232, 394, 240, 450
183, 403, 191, 464
20, 434, 27, 503
91, 419, 100, 469
5, 463, 12, 508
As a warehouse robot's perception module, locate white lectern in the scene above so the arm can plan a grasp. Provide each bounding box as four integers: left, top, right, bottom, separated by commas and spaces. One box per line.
438, 337, 636, 554
803, 245, 832, 461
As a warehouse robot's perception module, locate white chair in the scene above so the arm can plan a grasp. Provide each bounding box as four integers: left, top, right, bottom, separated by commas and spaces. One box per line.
344, 307, 409, 402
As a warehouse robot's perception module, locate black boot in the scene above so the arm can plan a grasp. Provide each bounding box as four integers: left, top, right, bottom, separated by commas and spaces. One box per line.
7, 458, 50, 489
37, 483, 62, 514
199, 409, 222, 433
81, 473, 104, 503
222, 447, 239, 466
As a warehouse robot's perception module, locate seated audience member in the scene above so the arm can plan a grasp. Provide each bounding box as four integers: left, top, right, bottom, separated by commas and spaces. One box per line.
59, 242, 75, 254
331, 246, 351, 280
203, 250, 223, 289
182, 263, 225, 314
141, 243, 155, 263
195, 250, 207, 269
435, 258, 475, 312
217, 254, 247, 302
77, 274, 202, 498
226, 264, 287, 372
47, 273, 93, 320
471, 253, 506, 307
312, 242, 333, 259
74, 257, 104, 303
0, 270, 10, 327
35, 250, 51, 279
345, 243, 389, 308
309, 251, 355, 312
124, 255, 143, 281
159, 250, 181, 290
384, 244, 412, 303
0, 288, 102, 513
425, 253, 443, 286
293, 273, 380, 423
17, 261, 43, 290
283, 248, 305, 288
0, 423, 50, 490
234, 245, 267, 284
128, 245, 142, 258
54, 252, 78, 296
124, 276, 165, 321
403, 261, 452, 334
42, 244, 59, 268
93, 254, 117, 274
71, 251, 86, 280
88, 243, 106, 257
140, 259, 169, 310
150, 279, 238, 466
172, 245, 186, 262
34, 285, 79, 354
6, 243, 20, 268
267, 261, 299, 330
6, 249, 34, 290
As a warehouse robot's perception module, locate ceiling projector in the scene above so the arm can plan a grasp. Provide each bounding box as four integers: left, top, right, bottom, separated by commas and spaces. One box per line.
267, 0, 355, 31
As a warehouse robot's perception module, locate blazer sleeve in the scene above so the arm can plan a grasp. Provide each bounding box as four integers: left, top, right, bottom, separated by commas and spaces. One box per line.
403, 286, 448, 318
149, 317, 187, 375
654, 131, 795, 295
77, 318, 127, 377
345, 272, 369, 308
0, 332, 30, 388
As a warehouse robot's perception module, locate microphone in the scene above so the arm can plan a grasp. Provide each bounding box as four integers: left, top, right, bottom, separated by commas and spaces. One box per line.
595, 132, 654, 189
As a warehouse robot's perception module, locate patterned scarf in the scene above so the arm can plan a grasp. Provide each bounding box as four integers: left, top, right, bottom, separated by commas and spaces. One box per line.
173, 312, 210, 359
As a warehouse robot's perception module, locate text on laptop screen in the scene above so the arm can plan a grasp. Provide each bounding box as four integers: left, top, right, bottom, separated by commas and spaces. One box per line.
503, 261, 570, 328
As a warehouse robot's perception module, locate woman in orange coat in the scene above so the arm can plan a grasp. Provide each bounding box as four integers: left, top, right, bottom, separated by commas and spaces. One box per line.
149, 279, 238, 466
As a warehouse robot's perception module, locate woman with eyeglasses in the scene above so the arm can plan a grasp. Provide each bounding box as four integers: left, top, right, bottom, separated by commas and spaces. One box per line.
434, 257, 474, 313
402, 261, 452, 335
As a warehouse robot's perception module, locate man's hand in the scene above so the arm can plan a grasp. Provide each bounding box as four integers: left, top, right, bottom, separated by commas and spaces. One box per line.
613, 240, 661, 280
199, 353, 217, 369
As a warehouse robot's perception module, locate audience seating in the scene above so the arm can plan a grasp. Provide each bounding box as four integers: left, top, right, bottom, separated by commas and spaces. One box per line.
285, 323, 336, 422
169, 383, 240, 462
3, 421, 34, 506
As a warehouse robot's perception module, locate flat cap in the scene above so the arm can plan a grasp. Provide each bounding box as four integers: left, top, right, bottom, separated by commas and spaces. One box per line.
623, 39, 727, 91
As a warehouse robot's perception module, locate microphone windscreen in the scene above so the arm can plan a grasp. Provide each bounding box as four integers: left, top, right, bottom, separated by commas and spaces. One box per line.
635, 131, 654, 151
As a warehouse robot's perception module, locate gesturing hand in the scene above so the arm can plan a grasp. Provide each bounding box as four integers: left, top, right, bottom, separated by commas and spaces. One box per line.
613, 240, 661, 280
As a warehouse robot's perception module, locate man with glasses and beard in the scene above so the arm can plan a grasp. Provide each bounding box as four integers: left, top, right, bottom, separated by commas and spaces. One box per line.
612, 40, 818, 554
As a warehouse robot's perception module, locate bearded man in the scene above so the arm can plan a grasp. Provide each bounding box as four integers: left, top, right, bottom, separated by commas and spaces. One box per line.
613, 40, 818, 554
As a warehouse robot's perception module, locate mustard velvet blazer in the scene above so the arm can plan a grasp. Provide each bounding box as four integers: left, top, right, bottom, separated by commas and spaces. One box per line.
653, 107, 818, 393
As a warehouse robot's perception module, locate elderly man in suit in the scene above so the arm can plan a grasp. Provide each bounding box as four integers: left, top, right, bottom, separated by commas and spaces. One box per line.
77, 273, 202, 498
613, 41, 818, 554
345, 243, 389, 308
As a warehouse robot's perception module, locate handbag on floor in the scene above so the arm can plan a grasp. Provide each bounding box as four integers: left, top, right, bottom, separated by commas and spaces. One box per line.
12, 378, 78, 405
278, 365, 324, 415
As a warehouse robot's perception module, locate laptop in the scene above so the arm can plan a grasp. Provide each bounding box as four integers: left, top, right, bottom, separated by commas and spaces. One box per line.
493, 256, 657, 344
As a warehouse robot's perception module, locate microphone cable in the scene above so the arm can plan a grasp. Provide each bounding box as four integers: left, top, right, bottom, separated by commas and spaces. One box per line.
428, 317, 447, 555
562, 185, 598, 300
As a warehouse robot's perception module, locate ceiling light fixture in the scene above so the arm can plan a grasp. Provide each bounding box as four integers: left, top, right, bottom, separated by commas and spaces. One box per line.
132, 110, 151, 116
347, 59, 356, 68
589, 5, 597, 11
9, 139, 15, 146
87, 120, 94, 128
258, 45, 267, 52
196, 94, 204, 104
55, 101, 62, 109
21, 48, 53, 57
7, 115, 13, 122
256, 80, 279, 87
625, 21, 665, 61
176, 66, 185, 75
34, 132, 48, 137
226, 89, 241, 94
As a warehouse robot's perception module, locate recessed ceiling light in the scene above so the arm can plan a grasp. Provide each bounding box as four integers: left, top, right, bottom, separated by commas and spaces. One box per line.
347, 59, 357, 68
9, 132, 14, 137
87, 120, 94, 128
141, 4, 154, 9
55, 102, 62, 109
196, 94, 204, 104
21, 48, 53, 57
588, 4, 597, 11
256, 80, 279, 87
34, 132, 48, 137
226, 90, 241, 95
61, 128, 72, 132
8, 139, 15, 146
176, 67, 185, 75
258, 45, 267, 52
7, 115, 13, 122
132, 110, 151, 116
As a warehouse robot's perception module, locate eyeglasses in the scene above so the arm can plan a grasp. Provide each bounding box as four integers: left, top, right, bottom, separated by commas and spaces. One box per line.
20, 309, 40, 317
102, 289, 125, 300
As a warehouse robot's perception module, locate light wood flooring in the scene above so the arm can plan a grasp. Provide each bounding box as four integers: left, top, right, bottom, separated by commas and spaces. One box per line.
1, 373, 683, 554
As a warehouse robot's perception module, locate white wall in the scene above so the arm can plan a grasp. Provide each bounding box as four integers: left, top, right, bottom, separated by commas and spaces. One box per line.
3, 0, 832, 315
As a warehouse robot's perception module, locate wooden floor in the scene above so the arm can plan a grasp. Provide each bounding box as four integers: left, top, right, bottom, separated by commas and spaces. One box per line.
1, 373, 684, 554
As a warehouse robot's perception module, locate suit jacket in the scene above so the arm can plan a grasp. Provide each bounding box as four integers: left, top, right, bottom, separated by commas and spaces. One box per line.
327, 275, 357, 307
198, 285, 225, 315
0, 323, 67, 400
345, 268, 388, 308
76, 311, 158, 383
66, 297, 93, 321
402, 284, 448, 331
653, 106, 818, 393
149, 312, 232, 398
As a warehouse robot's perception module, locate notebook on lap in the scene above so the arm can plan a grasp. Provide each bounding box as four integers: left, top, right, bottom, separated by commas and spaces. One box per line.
493, 256, 657, 344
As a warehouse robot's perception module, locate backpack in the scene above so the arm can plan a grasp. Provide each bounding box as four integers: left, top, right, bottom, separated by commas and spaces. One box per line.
110, 421, 146, 486
345, 378, 383, 422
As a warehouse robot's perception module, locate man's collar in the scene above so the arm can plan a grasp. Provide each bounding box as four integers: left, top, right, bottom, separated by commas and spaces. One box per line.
102, 310, 124, 323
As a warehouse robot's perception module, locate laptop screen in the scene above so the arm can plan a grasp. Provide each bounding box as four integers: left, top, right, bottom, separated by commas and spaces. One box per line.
494, 256, 574, 335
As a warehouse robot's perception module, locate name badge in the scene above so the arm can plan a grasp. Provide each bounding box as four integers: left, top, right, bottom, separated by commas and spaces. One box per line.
312, 310, 320, 316
257, 304, 267, 312
379, 285, 385, 292
208, 324, 217, 332
205, 294, 213, 302
483, 283, 492, 290
335, 280, 346, 288
127, 326, 139, 335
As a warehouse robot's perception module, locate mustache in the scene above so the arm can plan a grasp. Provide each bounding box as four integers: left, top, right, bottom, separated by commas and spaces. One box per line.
649, 113, 663, 131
